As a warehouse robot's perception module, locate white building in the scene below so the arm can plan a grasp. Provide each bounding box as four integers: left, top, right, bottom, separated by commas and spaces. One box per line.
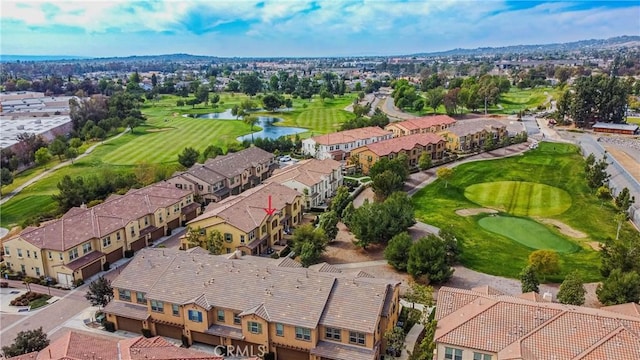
302, 126, 393, 160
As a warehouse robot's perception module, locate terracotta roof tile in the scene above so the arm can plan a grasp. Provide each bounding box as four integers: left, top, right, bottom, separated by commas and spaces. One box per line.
443, 118, 506, 137
387, 115, 456, 132
311, 126, 392, 146
310, 341, 377, 360
203, 146, 274, 178
358, 133, 445, 157
601, 302, 640, 318
268, 158, 342, 187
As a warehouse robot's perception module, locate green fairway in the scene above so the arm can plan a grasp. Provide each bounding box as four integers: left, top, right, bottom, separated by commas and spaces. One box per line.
478, 215, 579, 253
411, 141, 633, 282
464, 181, 572, 216
627, 117, 640, 125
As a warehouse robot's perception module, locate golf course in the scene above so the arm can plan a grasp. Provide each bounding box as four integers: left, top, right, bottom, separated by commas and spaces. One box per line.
412, 142, 632, 282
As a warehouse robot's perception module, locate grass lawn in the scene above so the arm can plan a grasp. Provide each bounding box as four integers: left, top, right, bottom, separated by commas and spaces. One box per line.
29, 294, 52, 309
627, 117, 640, 125
412, 141, 631, 282
478, 215, 579, 253
464, 181, 572, 216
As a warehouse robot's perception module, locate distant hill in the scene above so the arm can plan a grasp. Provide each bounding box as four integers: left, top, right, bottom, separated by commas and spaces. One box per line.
411, 35, 640, 57
0, 55, 91, 62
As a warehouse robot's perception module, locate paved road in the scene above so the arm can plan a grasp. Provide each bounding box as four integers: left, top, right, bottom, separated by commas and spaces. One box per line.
0, 128, 130, 206
381, 96, 414, 121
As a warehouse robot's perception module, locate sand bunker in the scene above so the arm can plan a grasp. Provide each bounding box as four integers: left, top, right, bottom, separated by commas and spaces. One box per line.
455, 208, 499, 216
535, 218, 588, 239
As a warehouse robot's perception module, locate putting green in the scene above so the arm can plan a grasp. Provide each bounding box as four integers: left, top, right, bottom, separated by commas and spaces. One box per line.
478, 216, 579, 253
464, 181, 571, 216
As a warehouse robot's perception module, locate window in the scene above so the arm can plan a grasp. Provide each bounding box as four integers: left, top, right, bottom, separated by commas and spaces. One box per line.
325, 327, 341, 341
117, 232, 122, 241
172, 304, 180, 316
445, 347, 463, 360
34, 251, 38, 259
233, 313, 241, 325
3, 246, 8, 256
59, 253, 63, 260
118, 289, 131, 301
17, 249, 23, 258
349, 331, 365, 346
473, 353, 492, 360
224, 233, 232, 243
199, 228, 206, 235
217, 309, 225, 322
26, 250, 31, 258
271, 220, 277, 229
247, 321, 262, 334
144, 217, 149, 226
174, 204, 180, 212
249, 230, 255, 240
151, 300, 164, 312
136, 292, 146, 304
295, 327, 311, 341
35, 267, 41, 276
83, 243, 92, 254
188, 309, 203, 322
68, 248, 79, 260
102, 236, 111, 248
159, 213, 163, 223
276, 323, 284, 337
261, 225, 267, 234
240, 235, 245, 244
21, 264, 26, 273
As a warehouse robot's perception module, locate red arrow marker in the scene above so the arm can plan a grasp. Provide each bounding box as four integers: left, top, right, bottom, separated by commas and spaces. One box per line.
264, 195, 276, 215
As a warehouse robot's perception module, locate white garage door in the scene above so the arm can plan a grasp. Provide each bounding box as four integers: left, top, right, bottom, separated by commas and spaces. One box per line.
57, 273, 73, 287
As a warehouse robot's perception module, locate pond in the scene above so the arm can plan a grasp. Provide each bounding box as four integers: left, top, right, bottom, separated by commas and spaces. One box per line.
192, 111, 307, 141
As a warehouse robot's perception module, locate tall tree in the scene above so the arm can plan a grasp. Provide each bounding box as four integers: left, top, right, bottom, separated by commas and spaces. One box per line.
425, 87, 445, 114
178, 147, 200, 168
1, 167, 13, 187
85, 276, 114, 308
239, 72, 263, 96
520, 265, 540, 293
48, 138, 68, 160
557, 271, 586, 305
436, 167, 454, 188
317, 210, 339, 241
371, 170, 403, 202
291, 224, 328, 267
407, 235, 454, 284
418, 152, 432, 171
1, 327, 49, 358
528, 250, 560, 280
596, 269, 640, 305
204, 229, 224, 255
329, 186, 351, 219
384, 232, 413, 271
614, 187, 635, 211
34, 148, 52, 169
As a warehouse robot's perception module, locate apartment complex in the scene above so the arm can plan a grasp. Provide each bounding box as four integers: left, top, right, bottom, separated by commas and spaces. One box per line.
350, 133, 446, 174
2, 183, 197, 286
182, 182, 303, 256
434, 286, 640, 360
104, 248, 400, 360
266, 159, 344, 208
301, 126, 392, 160
8, 330, 226, 360
384, 115, 456, 137
438, 119, 508, 153
165, 146, 276, 204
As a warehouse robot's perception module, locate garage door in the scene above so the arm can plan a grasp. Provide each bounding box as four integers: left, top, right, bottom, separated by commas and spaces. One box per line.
57, 273, 73, 287
130, 238, 146, 252
191, 331, 222, 346
276, 347, 309, 360
167, 218, 180, 231
106, 248, 123, 264
117, 317, 143, 334
155, 323, 183, 339
81, 260, 102, 280
232, 340, 261, 358
150, 227, 165, 241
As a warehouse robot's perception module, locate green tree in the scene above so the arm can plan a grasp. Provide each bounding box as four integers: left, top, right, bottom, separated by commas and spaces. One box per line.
528, 249, 560, 280
384, 327, 405, 356
64, 147, 79, 163
1, 167, 13, 187
369, 154, 409, 181
291, 224, 328, 267
1, 327, 49, 358
425, 87, 445, 114
404, 281, 434, 308
614, 187, 635, 211
557, 271, 586, 305
195, 84, 210, 106
407, 235, 454, 284
262, 93, 283, 111
48, 138, 68, 160
596, 269, 640, 305
69, 137, 83, 148
600, 228, 640, 276
178, 147, 200, 168
614, 211, 627, 241
384, 232, 413, 271
371, 170, 403, 202
202, 145, 223, 160
34, 148, 52, 169
436, 167, 453, 188
185, 227, 203, 249
347, 200, 384, 249
438, 227, 461, 265
243, 115, 259, 143
418, 152, 432, 171
520, 265, 540, 293
84, 276, 114, 308
126, 116, 144, 134
329, 186, 350, 219
205, 229, 224, 255
585, 154, 610, 190
596, 186, 612, 207
239, 72, 263, 96
317, 210, 339, 241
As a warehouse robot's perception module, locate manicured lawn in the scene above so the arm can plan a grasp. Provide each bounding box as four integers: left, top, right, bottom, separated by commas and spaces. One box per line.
627, 117, 640, 125
490, 87, 559, 114
464, 181, 572, 216
478, 215, 579, 253
412, 142, 630, 282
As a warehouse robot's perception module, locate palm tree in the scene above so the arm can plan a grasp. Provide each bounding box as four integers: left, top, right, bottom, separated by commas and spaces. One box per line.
244, 115, 259, 143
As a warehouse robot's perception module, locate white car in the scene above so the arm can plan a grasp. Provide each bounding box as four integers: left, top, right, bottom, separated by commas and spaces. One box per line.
279, 155, 292, 162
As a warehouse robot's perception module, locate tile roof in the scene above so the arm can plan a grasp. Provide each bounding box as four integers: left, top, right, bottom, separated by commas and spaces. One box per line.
310, 341, 377, 360
13, 183, 191, 251
310, 126, 391, 146
388, 115, 456, 131
109, 248, 398, 332
357, 133, 445, 157
267, 159, 342, 187
64, 251, 104, 271
35, 330, 119, 360
435, 287, 640, 360
443, 118, 507, 137
102, 299, 151, 321
601, 302, 640, 318
119, 336, 221, 360
188, 182, 301, 233
203, 146, 274, 178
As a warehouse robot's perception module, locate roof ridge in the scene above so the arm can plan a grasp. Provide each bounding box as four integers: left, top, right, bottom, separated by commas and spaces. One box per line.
571, 325, 630, 360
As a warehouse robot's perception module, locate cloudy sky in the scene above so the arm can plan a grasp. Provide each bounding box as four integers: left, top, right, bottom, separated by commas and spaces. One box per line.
1, 0, 639, 58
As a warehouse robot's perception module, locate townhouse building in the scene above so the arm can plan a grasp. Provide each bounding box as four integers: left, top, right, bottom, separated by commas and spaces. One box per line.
165, 146, 276, 204
350, 133, 446, 174
434, 286, 640, 360
301, 127, 393, 161
384, 115, 456, 137
438, 119, 508, 153
2, 184, 197, 287
265, 159, 343, 208
182, 182, 303, 256
104, 247, 401, 360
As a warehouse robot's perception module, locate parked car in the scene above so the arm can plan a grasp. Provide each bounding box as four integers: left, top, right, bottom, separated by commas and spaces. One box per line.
279, 155, 292, 162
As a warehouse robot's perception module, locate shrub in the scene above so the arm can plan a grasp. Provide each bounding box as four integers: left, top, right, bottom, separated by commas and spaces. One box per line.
104, 321, 116, 332
73, 279, 85, 287
141, 328, 152, 338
